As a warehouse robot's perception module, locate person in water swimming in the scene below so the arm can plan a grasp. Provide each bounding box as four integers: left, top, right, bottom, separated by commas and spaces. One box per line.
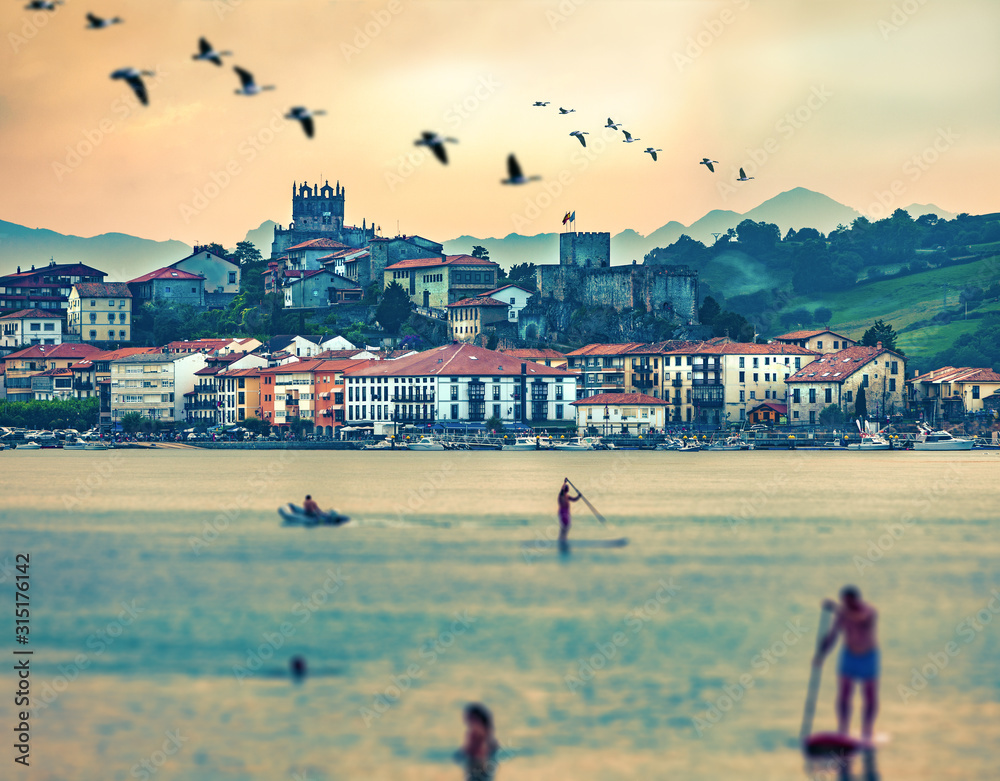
814, 585, 880, 746
558, 479, 581, 547
455, 702, 499, 781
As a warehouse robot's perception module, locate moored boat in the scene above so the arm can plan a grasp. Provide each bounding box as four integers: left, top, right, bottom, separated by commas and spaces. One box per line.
16, 441, 41, 450
912, 424, 975, 451
553, 436, 600, 451
501, 436, 538, 451
406, 436, 445, 451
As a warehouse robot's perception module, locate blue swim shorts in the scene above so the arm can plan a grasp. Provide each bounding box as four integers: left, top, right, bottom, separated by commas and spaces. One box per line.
838, 648, 880, 680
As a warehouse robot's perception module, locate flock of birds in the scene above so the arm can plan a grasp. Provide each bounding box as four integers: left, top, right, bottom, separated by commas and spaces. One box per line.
26, 4, 759, 186
412, 101, 758, 187
28, 5, 327, 137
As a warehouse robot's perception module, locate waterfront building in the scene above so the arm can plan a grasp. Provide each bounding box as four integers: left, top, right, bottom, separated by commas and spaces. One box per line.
257, 358, 370, 435
109, 352, 207, 425
344, 343, 577, 435
67, 282, 133, 344
496, 347, 568, 370
571, 392, 670, 435
0, 308, 64, 351
907, 366, 1000, 422
785, 343, 905, 425
566, 343, 644, 399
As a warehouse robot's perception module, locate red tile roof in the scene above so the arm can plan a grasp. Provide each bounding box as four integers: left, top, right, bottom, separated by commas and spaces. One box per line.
749, 401, 787, 414
498, 348, 567, 360
73, 282, 132, 298
566, 343, 645, 357
0, 308, 63, 319
285, 238, 350, 251
259, 358, 372, 375
129, 267, 205, 283
447, 296, 509, 308
69, 347, 158, 369
910, 366, 1000, 384
33, 367, 74, 377
384, 254, 499, 271
785, 345, 903, 384
571, 392, 670, 406
4, 343, 103, 361
661, 341, 818, 356
484, 283, 533, 295
346, 343, 574, 378
773, 329, 854, 342
313, 349, 370, 360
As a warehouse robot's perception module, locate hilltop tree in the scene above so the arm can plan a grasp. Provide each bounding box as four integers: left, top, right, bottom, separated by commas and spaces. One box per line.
376, 281, 412, 335
861, 319, 900, 352
814, 307, 833, 325
736, 219, 781, 255
232, 241, 263, 266
698, 295, 721, 325
471, 245, 490, 261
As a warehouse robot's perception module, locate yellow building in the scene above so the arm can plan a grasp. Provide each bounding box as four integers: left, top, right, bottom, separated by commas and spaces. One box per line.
773, 329, 856, 354
68, 283, 133, 344
447, 296, 509, 342
908, 366, 1000, 422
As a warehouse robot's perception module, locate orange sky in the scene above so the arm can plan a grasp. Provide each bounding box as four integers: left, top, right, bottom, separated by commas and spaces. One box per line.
1, 0, 997, 248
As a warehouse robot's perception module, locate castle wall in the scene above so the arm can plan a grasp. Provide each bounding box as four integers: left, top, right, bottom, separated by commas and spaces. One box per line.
559, 232, 611, 268
535, 264, 698, 320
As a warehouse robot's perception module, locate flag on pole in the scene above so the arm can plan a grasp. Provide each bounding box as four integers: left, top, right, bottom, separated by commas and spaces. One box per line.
569, 211, 576, 225
562, 211, 572, 225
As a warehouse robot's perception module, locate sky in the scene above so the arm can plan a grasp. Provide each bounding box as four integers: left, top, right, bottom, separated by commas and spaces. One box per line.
1, 0, 998, 249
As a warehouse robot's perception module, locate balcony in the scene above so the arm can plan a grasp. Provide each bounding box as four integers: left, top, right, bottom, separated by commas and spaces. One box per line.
73, 380, 94, 391
391, 392, 435, 403
671, 397, 682, 405
633, 378, 656, 389
184, 401, 218, 411
671, 379, 683, 387
691, 385, 725, 407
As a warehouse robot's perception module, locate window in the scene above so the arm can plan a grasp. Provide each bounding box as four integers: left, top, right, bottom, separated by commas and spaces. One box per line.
891, 361, 898, 375
450, 385, 459, 400
739, 371, 745, 383
90, 300, 96, 307
765, 390, 770, 399
739, 390, 745, 402
229, 272, 236, 284
555, 403, 564, 419
108, 300, 115, 307
861, 374, 869, 387
108, 313, 115, 322
816, 341, 823, 349
89, 330, 97, 340
795, 358, 801, 369
29, 323, 40, 331
793, 388, 801, 403
825, 388, 832, 403
89, 312, 97, 324
492, 384, 500, 400
752, 358, 759, 368
555, 384, 564, 401
451, 403, 459, 420
119, 330, 126, 340
165, 287, 171, 293
749, 391, 756, 399
809, 388, 816, 403
753, 373, 758, 382
764, 373, 770, 382
889, 379, 896, 392
492, 403, 501, 418
793, 411, 799, 419
809, 410, 816, 424
844, 390, 853, 402
833, 341, 839, 349
739, 357, 745, 368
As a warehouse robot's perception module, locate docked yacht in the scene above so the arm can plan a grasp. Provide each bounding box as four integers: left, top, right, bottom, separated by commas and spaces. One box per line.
501, 436, 538, 451
406, 436, 445, 451
912, 424, 975, 451
553, 436, 600, 451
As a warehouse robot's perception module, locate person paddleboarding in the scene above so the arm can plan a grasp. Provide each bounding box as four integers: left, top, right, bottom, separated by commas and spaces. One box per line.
454, 703, 499, 781
813, 585, 880, 747
558, 479, 582, 550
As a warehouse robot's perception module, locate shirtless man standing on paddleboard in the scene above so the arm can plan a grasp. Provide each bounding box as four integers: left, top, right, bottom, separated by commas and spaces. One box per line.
558, 479, 581, 548
814, 585, 879, 746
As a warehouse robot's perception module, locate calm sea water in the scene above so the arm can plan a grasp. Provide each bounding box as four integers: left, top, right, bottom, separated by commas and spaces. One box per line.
1, 449, 998, 780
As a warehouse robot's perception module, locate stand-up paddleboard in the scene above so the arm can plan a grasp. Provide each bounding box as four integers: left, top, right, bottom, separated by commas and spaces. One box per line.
279, 503, 350, 526
521, 538, 629, 549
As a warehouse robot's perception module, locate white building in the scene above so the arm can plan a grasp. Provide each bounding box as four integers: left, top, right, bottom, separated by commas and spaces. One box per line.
109, 352, 207, 426
483, 283, 534, 323
0, 308, 63, 351
170, 247, 240, 296
344, 342, 577, 435
572, 392, 670, 435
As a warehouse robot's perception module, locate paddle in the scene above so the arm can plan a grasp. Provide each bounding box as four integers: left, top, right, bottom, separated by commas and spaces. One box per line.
800, 601, 837, 746
564, 478, 608, 526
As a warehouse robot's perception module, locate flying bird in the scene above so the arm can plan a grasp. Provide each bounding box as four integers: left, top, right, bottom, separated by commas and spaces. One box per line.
414, 131, 458, 164
569, 130, 589, 147
621, 130, 641, 143
605, 117, 622, 130
233, 66, 274, 96
501, 154, 541, 185
557, 107, 575, 114
644, 147, 662, 161
699, 158, 719, 173
86, 13, 122, 28
285, 107, 327, 138
532, 101, 550, 107
737, 167, 755, 181
110, 68, 155, 105
193, 38, 231, 66
25, 0, 61, 9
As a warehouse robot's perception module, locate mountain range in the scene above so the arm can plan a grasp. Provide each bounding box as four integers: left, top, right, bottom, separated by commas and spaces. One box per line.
0, 189, 957, 279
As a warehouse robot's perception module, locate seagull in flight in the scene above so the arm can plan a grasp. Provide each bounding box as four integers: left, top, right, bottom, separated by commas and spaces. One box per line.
285, 107, 327, 138
86, 13, 122, 28
110, 68, 155, 105
557, 107, 575, 114
699, 158, 719, 173
501, 154, 541, 185
736, 167, 755, 181
621, 130, 641, 143
414, 131, 458, 164
25, 0, 60, 9
569, 130, 589, 147
605, 117, 622, 130
193, 38, 231, 66
532, 101, 550, 107
233, 66, 274, 96
644, 147, 662, 161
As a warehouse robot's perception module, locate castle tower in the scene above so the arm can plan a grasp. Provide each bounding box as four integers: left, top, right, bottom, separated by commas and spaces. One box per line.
291, 180, 345, 234
559, 231, 611, 268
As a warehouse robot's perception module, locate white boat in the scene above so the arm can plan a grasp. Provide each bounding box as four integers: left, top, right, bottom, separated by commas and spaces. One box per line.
705, 435, 749, 451
362, 439, 395, 450
501, 436, 538, 451
846, 419, 892, 451
912, 425, 975, 451
62, 439, 87, 451
406, 436, 445, 451
17, 441, 41, 450
676, 440, 702, 452
553, 436, 600, 451
84, 441, 110, 450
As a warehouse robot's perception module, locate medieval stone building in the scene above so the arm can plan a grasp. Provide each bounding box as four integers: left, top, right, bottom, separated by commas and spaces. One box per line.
270, 181, 376, 258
